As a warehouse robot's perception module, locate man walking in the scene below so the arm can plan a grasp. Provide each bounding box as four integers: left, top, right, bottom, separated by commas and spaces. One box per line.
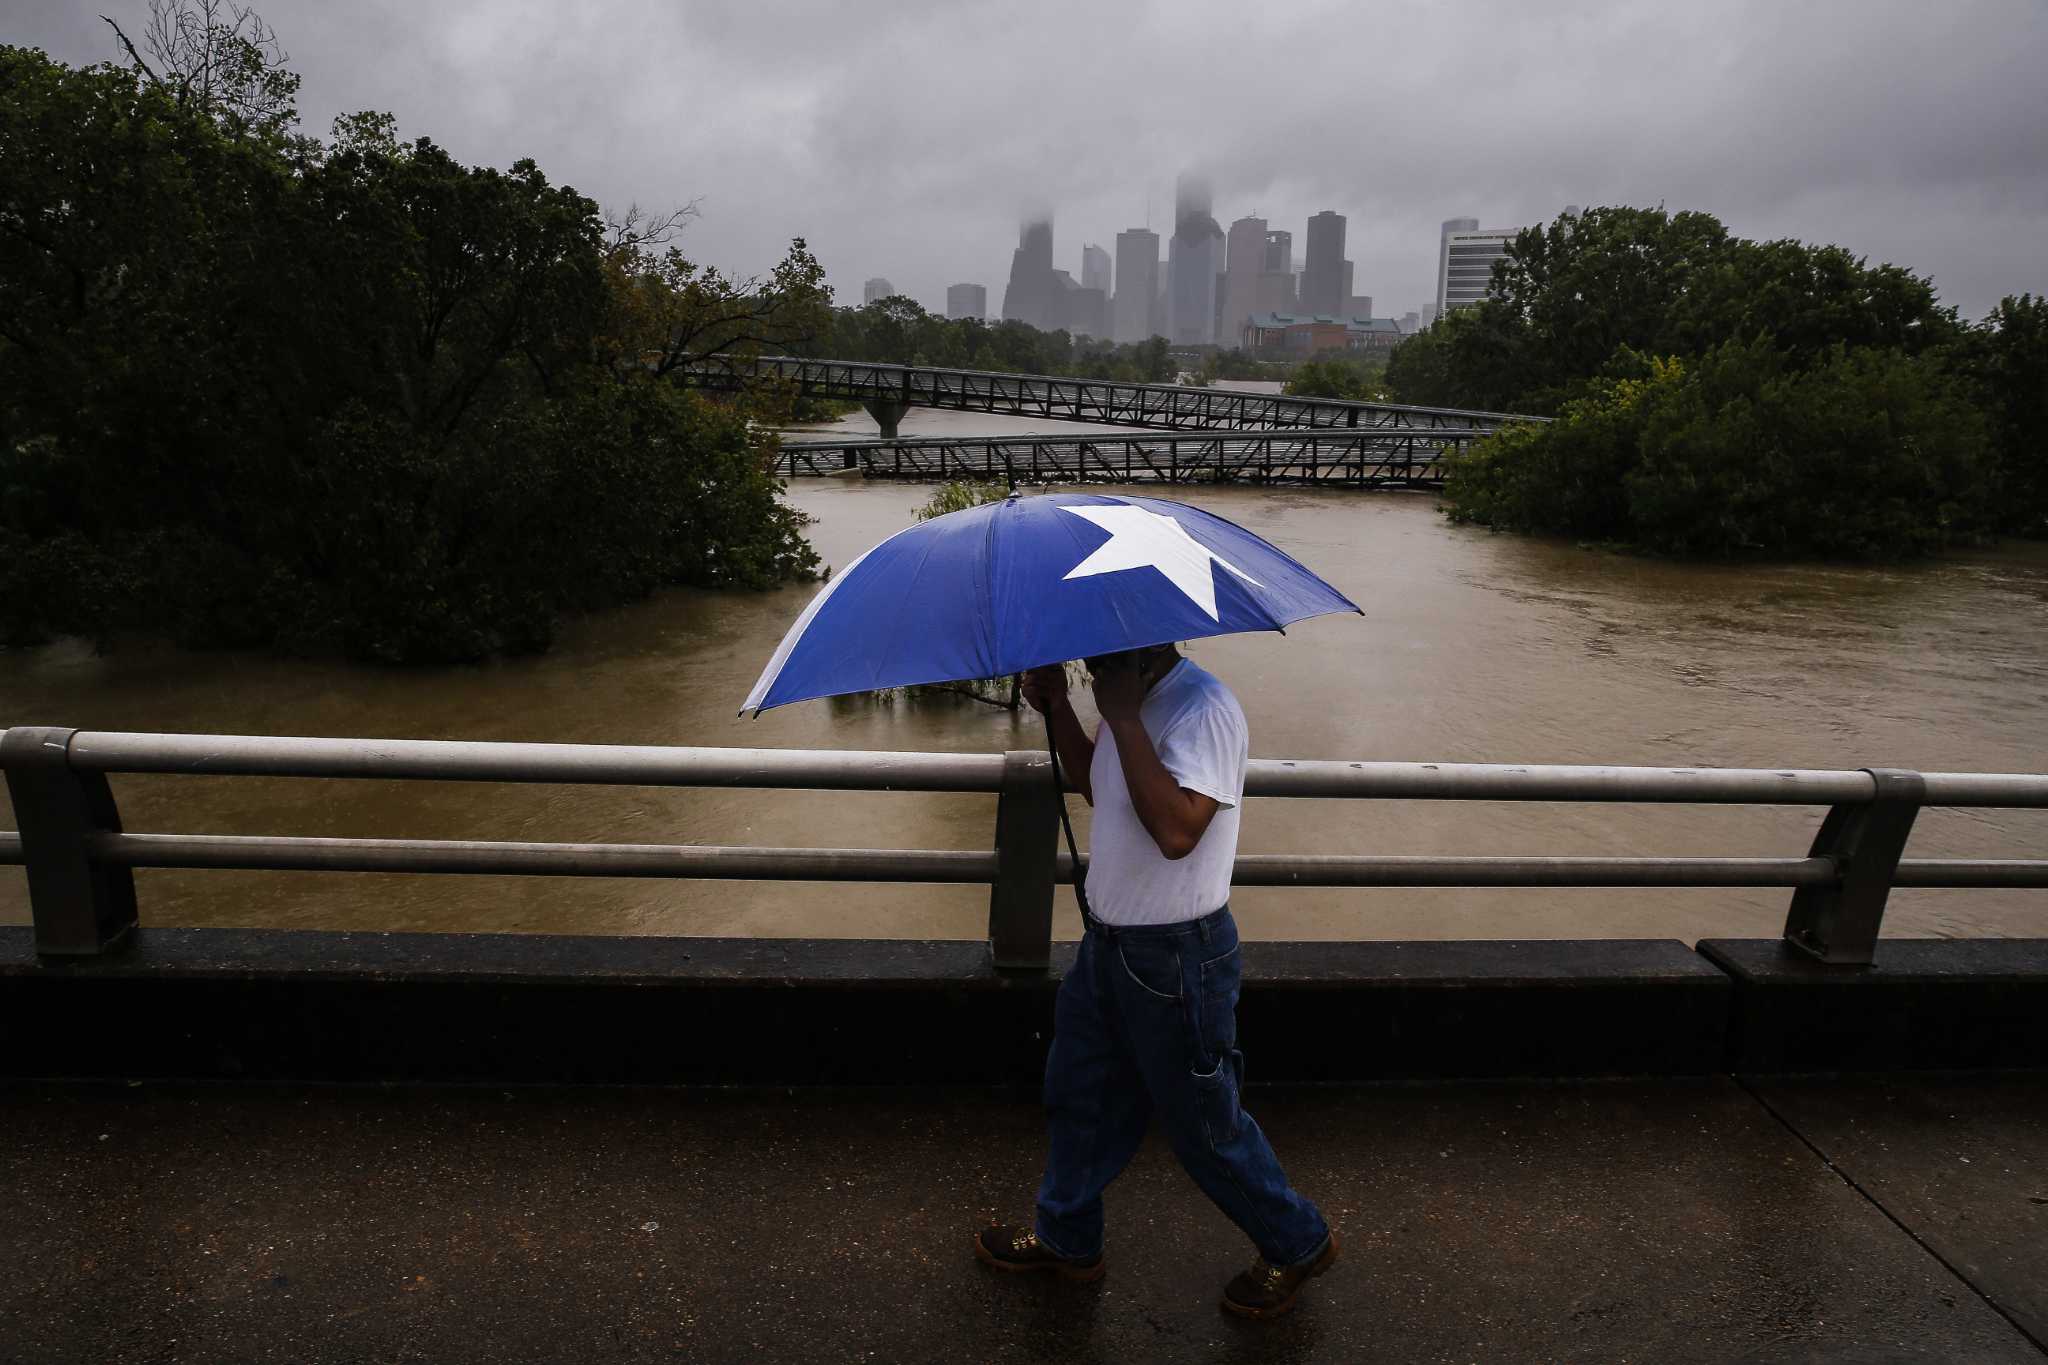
973, 643, 1338, 1320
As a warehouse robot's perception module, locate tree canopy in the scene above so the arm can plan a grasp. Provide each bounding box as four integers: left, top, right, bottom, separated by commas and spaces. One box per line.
801, 297, 1175, 384
0, 20, 829, 660
1283, 353, 1389, 401
1393, 205, 2045, 556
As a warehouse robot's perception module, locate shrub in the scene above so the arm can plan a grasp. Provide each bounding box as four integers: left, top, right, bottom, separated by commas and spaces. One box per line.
1445, 341, 1993, 559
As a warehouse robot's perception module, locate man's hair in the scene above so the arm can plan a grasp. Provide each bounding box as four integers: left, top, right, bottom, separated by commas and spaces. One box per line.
1086, 642, 1180, 672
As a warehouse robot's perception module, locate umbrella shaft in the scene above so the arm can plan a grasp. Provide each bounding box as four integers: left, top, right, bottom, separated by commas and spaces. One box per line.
1044, 710, 1090, 918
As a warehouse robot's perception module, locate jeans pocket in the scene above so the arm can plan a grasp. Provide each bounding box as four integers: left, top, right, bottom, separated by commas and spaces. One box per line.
1191, 1046, 1245, 1146
1195, 945, 1241, 1065
1116, 939, 1183, 1002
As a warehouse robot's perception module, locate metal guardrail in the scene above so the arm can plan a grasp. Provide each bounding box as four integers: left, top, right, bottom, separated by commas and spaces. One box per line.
3, 727, 2045, 970
683, 355, 1541, 433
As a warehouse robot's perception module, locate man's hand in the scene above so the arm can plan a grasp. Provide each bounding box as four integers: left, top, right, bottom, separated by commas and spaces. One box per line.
1022, 663, 1094, 803
1089, 657, 1148, 725
1019, 665, 1068, 716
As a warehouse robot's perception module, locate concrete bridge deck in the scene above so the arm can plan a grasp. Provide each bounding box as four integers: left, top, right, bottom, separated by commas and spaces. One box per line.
6, 1073, 2044, 1363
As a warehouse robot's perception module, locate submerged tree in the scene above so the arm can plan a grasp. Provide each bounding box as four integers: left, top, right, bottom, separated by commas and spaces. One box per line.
1443, 340, 1994, 560
0, 21, 822, 659
1406, 204, 2035, 558
599, 203, 830, 384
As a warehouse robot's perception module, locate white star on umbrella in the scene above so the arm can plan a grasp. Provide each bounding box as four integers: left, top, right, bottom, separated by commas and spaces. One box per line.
1058, 504, 1261, 620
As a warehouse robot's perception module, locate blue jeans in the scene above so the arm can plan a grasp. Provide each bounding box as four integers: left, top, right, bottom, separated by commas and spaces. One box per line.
1032, 905, 1330, 1266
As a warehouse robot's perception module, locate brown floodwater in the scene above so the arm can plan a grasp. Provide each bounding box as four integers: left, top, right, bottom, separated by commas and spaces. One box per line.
5, 414, 2046, 943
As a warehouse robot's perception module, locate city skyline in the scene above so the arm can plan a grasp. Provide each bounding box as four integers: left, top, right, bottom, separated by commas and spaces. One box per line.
887, 197, 1525, 336
12, 1, 2042, 323
955, 195, 1414, 350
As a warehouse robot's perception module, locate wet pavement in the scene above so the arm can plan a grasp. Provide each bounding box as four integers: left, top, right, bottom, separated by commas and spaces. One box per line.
3, 1076, 2044, 1363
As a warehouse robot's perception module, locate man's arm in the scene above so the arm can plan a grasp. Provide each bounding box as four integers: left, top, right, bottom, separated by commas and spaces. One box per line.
1101, 714, 1220, 860
1021, 667, 1095, 804
1090, 658, 1226, 860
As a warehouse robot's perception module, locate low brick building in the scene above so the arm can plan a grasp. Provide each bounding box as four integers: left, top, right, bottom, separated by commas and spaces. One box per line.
1242, 312, 1406, 355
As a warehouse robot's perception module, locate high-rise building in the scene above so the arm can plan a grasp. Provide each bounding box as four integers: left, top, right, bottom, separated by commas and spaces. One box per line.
1255, 272, 1296, 317
1301, 211, 1347, 317
1435, 217, 1478, 319
1081, 244, 1112, 297
1253, 230, 1296, 314
1345, 294, 1374, 319
1167, 174, 1223, 345
1112, 229, 1160, 344
1439, 227, 1520, 312
1068, 287, 1109, 339
1001, 216, 1056, 330
1262, 231, 1292, 274
1400, 311, 1422, 333
1031, 270, 1105, 338
1221, 216, 1267, 350
863, 277, 895, 304
945, 283, 986, 320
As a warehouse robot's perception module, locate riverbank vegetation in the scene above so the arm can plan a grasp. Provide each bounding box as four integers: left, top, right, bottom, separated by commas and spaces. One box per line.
0, 7, 829, 662
805, 297, 1176, 383
1388, 207, 2045, 557
807, 294, 1396, 395
1283, 353, 1391, 401
1193, 350, 1300, 387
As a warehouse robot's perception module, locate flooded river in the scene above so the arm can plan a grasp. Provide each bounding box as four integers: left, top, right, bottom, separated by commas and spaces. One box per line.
4, 403, 2045, 943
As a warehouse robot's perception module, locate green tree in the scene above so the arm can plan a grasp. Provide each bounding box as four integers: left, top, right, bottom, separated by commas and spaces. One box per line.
106, 0, 302, 138
1438, 206, 1961, 416
599, 204, 829, 385
795, 305, 1182, 386
1415, 203, 2018, 560
1946, 294, 2048, 536
0, 35, 820, 658
1285, 354, 1388, 401
1382, 317, 1465, 407
1444, 341, 1993, 560
1134, 336, 1172, 383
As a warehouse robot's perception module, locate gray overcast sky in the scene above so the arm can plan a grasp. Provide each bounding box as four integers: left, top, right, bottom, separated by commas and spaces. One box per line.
12, 0, 2048, 322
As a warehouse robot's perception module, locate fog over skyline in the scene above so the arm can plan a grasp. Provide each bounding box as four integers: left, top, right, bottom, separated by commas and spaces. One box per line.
12, 0, 2047, 323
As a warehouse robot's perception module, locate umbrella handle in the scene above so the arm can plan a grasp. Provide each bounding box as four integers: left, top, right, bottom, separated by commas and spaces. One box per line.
1042, 710, 1090, 920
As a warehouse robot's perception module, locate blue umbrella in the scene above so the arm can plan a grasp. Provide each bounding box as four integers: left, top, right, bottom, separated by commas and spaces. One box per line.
742, 491, 1360, 715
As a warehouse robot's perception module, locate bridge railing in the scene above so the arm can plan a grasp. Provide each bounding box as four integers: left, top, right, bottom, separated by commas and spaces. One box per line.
773, 430, 1473, 484
3, 726, 2044, 969
686, 354, 1543, 431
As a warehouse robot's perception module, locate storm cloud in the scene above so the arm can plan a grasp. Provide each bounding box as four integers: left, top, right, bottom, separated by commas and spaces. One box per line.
12, 0, 2047, 321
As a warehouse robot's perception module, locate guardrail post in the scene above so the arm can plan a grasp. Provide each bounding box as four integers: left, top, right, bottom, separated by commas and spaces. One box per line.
988, 749, 1058, 972
1782, 767, 1924, 965
1, 727, 137, 957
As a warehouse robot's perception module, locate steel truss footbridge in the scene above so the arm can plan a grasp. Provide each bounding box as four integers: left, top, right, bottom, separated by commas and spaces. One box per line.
774, 429, 1468, 487
683, 354, 1542, 485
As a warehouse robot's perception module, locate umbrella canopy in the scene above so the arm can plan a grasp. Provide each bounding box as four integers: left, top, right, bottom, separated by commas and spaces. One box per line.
742, 491, 1361, 715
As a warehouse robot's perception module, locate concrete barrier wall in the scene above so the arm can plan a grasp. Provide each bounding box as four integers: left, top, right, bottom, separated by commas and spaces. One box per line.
1, 927, 2043, 1084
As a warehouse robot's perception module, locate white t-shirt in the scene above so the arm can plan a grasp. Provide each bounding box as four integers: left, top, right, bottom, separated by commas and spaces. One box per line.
1084, 657, 1248, 925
